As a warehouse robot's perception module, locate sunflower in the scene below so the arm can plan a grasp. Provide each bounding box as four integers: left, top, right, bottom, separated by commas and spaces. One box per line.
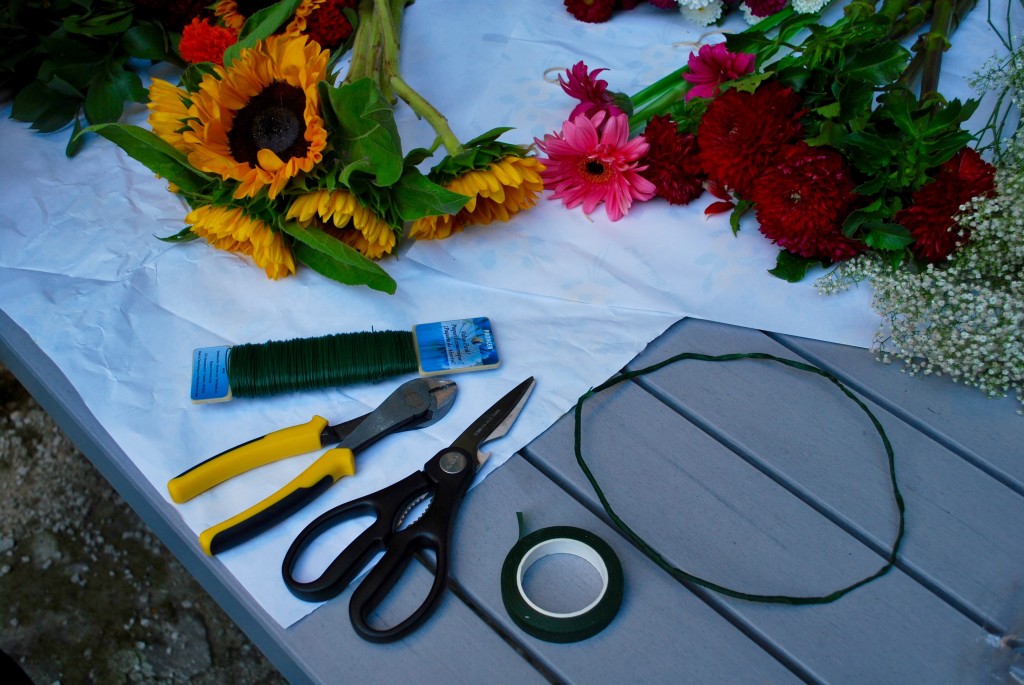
409, 155, 545, 240
186, 205, 296, 279
285, 189, 398, 259
146, 78, 192, 154
182, 34, 329, 200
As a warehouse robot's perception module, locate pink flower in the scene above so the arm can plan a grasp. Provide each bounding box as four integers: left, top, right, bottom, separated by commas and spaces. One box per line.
559, 61, 624, 121
535, 110, 656, 222
683, 43, 756, 101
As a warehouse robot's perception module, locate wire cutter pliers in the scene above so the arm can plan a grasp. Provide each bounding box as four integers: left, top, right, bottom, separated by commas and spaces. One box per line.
167, 377, 458, 555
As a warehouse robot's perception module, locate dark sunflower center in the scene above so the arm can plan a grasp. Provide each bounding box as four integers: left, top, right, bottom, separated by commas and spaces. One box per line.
236, 0, 278, 18
228, 81, 309, 167
585, 160, 606, 176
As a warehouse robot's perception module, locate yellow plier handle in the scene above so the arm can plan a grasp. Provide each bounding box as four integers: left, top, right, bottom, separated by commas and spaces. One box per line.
167, 416, 330, 504
198, 446, 356, 555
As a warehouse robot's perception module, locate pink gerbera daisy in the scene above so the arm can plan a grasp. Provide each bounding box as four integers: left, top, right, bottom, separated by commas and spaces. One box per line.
535, 110, 656, 222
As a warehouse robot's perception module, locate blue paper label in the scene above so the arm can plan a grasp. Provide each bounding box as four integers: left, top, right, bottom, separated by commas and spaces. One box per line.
413, 317, 500, 376
191, 346, 232, 403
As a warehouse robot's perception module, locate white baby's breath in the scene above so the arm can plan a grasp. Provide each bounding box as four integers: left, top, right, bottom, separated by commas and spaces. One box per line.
817, 136, 1024, 412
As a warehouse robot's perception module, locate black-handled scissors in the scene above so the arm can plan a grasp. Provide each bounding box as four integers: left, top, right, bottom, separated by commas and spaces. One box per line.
282, 376, 536, 643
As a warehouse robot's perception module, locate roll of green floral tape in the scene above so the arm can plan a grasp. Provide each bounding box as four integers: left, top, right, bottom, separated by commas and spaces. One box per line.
500, 525, 624, 643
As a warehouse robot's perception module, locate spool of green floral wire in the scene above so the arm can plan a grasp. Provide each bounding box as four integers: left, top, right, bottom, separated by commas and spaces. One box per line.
227, 330, 419, 398
189, 317, 502, 403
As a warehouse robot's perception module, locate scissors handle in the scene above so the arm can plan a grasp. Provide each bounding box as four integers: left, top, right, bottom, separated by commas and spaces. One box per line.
348, 446, 477, 642
283, 470, 431, 602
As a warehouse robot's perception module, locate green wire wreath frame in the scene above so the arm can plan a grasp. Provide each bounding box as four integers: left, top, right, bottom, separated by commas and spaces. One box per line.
572, 351, 906, 605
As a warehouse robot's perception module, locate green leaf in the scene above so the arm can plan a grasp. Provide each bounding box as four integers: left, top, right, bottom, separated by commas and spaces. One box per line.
83, 123, 214, 194
66, 115, 86, 157
324, 78, 404, 186
11, 81, 79, 132
729, 199, 752, 236
394, 168, 470, 221
158, 226, 200, 242
223, 0, 303, 66
862, 223, 914, 251
122, 23, 176, 62
85, 63, 143, 123
724, 71, 773, 94
180, 62, 219, 92
63, 9, 133, 37
842, 42, 910, 86
768, 250, 825, 282
281, 222, 397, 294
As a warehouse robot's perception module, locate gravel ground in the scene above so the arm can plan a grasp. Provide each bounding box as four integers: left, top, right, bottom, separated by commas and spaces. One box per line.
0, 364, 289, 684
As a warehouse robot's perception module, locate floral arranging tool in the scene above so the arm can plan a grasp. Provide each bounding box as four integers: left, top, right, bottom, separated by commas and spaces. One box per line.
283, 376, 535, 642
168, 376, 457, 556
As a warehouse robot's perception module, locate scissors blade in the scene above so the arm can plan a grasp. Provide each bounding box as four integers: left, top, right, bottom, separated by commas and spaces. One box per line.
450, 377, 535, 464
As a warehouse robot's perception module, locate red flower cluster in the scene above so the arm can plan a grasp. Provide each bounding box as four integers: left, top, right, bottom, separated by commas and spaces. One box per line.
750, 142, 865, 262
306, 0, 358, 48
895, 147, 997, 263
563, 0, 641, 23
745, 0, 789, 17
696, 81, 805, 198
639, 115, 705, 205
178, 18, 238, 66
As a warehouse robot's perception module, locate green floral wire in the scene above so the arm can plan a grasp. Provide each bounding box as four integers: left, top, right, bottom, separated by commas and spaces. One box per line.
227, 330, 420, 397
573, 351, 906, 605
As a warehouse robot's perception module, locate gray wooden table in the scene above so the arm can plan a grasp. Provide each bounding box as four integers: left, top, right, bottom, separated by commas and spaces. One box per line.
2, 308, 1022, 684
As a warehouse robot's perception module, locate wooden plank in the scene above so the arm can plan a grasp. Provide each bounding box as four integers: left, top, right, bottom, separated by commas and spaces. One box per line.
519, 330, 1019, 683
622, 318, 1024, 633
771, 332, 1024, 492
286, 562, 550, 685
449, 455, 804, 684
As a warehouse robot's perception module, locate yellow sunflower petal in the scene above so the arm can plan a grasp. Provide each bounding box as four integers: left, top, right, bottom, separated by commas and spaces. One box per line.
183, 34, 329, 200
412, 155, 545, 240
186, 205, 295, 279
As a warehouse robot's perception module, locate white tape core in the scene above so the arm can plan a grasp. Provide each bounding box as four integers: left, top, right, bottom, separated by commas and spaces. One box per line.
515, 537, 610, 619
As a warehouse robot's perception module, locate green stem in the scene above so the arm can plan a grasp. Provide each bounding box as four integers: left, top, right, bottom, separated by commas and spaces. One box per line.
888, 0, 934, 39
627, 5, 826, 131
389, 74, 463, 155
918, 0, 957, 97
345, 0, 381, 86
356, 0, 463, 156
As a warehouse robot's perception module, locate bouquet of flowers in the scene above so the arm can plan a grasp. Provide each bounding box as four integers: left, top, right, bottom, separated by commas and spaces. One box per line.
538, 0, 1023, 407
537, 0, 997, 279
83, 0, 545, 293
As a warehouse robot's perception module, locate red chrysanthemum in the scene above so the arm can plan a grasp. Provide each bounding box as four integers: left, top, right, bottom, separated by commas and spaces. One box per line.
696, 81, 805, 199
750, 142, 865, 263
639, 115, 705, 205
564, 0, 617, 22
895, 147, 997, 263
745, 0, 789, 17
178, 18, 238, 66
305, 0, 357, 48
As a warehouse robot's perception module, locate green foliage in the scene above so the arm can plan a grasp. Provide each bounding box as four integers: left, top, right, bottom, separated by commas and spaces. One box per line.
1, 0, 182, 155
281, 221, 398, 294
81, 123, 214, 194
222, 0, 302, 67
